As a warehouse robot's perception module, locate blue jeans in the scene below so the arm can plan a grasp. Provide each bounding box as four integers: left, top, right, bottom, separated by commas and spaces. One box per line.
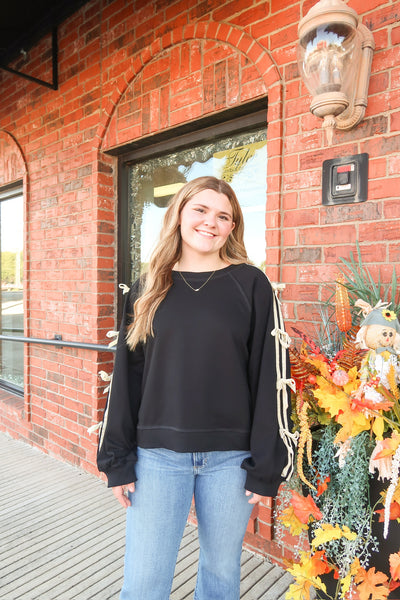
120, 447, 253, 600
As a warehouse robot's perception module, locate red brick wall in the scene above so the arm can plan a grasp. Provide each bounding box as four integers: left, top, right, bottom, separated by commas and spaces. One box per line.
0, 0, 399, 565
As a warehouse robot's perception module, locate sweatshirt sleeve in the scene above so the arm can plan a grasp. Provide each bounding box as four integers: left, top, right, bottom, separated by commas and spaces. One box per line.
97, 281, 144, 487
242, 273, 296, 497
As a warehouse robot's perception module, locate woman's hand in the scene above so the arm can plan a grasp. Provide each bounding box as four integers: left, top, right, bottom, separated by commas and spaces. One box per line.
112, 482, 136, 508
245, 490, 263, 504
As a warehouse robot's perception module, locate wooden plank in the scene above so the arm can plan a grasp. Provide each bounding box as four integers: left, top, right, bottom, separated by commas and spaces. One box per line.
240, 562, 276, 598
258, 569, 295, 599
0, 433, 292, 600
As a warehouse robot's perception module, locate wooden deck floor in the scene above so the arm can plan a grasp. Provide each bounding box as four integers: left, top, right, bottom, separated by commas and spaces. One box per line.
0, 433, 293, 600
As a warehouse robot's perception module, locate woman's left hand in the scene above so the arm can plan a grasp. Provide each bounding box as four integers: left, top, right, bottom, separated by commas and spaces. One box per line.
245, 490, 263, 504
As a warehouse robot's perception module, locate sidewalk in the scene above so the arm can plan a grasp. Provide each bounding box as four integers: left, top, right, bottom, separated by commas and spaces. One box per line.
0, 433, 293, 600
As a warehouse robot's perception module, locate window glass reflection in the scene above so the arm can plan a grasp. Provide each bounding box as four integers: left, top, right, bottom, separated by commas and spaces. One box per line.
128, 129, 267, 282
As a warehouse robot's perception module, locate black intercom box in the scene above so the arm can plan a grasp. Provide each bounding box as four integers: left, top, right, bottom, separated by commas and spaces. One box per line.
322, 153, 368, 205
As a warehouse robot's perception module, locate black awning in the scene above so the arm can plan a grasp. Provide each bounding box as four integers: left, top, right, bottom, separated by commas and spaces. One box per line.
0, 0, 91, 67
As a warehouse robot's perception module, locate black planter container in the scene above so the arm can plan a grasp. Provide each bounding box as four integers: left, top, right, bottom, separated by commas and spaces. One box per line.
308, 475, 400, 599
315, 571, 338, 600
368, 476, 400, 600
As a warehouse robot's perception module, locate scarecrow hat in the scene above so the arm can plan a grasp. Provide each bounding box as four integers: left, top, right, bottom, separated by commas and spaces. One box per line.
355, 299, 400, 333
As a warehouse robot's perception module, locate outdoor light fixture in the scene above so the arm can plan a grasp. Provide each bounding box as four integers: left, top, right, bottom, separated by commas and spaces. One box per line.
297, 0, 375, 144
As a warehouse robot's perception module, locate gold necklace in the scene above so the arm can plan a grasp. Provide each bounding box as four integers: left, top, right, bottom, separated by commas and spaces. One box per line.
178, 270, 216, 292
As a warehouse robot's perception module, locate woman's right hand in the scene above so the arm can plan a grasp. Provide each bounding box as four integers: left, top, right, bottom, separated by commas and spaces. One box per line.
112, 482, 136, 508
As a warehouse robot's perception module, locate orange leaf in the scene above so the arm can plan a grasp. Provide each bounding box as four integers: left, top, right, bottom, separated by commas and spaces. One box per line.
390, 552, 400, 582
317, 474, 330, 497
375, 501, 400, 522
389, 580, 400, 593
374, 434, 400, 459
354, 567, 389, 600
351, 396, 394, 413
312, 550, 332, 576
291, 491, 323, 524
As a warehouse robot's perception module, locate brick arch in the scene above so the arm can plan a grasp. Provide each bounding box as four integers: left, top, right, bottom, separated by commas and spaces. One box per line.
0, 130, 27, 185
98, 21, 281, 151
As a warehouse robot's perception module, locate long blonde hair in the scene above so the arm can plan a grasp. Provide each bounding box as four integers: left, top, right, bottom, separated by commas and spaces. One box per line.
126, 176, 249, 349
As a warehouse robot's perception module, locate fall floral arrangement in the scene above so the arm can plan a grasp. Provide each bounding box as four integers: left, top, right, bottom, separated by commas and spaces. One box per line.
280, 252, 400, 600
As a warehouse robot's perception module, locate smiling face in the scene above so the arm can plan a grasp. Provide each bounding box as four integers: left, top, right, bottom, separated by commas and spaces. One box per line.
178, 189, 235, 265
365, 324, 396, 349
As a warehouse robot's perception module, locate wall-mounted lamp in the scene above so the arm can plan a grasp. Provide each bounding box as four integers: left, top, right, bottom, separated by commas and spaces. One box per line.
297, 0, 375, 144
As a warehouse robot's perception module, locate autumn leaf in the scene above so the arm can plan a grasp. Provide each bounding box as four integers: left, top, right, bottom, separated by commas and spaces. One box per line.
370, 439, 395, 480
372, 416, 385, 440
290, 550, 331, 578
354, 566, 389, 600
345, 366, 362, 389
314, 368, 362, 430
291, 491, 323, 524
311, 523, 357, 548
372, 399, 394, 412
340, 558, 363, 597
314, 379, 349, 417
316, 474, 330, 497
307, 357, 331, 379
375, 501, 400, 522
351, 395, 394, 414
296, 550, 332, 578
340, 557, 361, 600
374, 434, 400, 459
286, 576, 329, 600
279, 505, 308, 535
389, 552, 400, 581
285, 579, 314, 600
335, 408, 371, 444
340, 572, 353, 598
352, 557, 362, 572
286, 551, 329, 600
389, 580, 400, 593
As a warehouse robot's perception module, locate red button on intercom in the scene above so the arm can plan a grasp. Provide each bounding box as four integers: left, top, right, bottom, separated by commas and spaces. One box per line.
337, 164, 352, 173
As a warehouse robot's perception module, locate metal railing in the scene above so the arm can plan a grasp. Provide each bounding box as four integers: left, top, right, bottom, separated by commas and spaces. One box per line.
0, 334, 115, 353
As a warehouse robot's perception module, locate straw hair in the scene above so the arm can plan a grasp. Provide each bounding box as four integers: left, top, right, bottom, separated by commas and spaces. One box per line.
126, 176, 250, 349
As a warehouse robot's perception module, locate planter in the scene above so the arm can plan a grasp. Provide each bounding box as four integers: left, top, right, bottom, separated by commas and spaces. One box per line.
306, 474, 400, 600
316, 571, 338, 600
369, 477, 400, 600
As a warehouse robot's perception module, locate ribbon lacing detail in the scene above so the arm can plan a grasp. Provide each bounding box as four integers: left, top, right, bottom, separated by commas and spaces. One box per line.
119, 283, 130, 295
271, 282, 286, 305
277, 377, 296, 392
99, 370, 112, 394
272, 328, 291, 349
87, 422, 102, 434
270, 279, 297, 481
88, 284, 129, 438
106, 330, 119, 348
280, 428, 300, 478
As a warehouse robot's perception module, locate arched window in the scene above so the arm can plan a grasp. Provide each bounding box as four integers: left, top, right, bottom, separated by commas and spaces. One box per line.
116, 99, 268, 287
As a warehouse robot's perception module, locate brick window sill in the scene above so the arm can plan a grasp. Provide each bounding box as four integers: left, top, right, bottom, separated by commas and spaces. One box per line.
0, 388, 24, 418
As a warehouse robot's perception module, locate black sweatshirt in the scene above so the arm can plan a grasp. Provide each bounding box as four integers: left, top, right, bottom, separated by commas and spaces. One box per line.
97, 263, 296, 497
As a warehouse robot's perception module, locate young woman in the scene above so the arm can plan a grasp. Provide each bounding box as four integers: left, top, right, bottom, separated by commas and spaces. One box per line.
97, 176, 295, 600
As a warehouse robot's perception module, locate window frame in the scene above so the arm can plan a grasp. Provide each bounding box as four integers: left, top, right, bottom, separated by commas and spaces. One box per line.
0, 181, 24, 396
